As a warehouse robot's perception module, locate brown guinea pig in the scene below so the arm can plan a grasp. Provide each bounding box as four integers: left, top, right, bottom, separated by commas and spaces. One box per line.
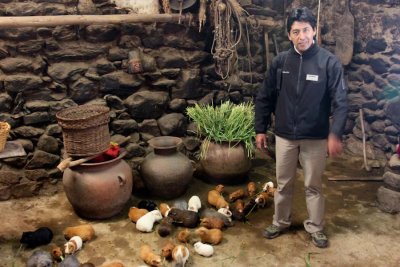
195, 227, 223, 245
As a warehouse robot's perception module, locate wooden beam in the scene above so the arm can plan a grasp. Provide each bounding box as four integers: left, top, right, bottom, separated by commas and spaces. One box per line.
328, 175, 383, 181
0, 14, 281, 29
0, 14, 190, 29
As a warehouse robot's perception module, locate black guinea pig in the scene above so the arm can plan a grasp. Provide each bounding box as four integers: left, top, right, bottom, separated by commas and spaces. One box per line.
20, 227, 53, 248
138, 199, 157, 211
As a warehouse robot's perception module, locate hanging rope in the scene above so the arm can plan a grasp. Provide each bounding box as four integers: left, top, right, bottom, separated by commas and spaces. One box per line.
211, 0, 246, 80
316, 0, 321, 43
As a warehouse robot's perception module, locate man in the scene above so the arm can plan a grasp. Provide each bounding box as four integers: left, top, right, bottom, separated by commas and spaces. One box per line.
255, 7, 348, 248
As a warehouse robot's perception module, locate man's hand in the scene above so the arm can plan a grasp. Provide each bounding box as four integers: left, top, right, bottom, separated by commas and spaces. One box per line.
328, 134, 343, 158
256, 133, 268, 151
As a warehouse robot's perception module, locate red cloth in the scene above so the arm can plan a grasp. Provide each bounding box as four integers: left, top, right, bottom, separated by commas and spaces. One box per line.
90, 143, 120, 163
396, 144, 400, 157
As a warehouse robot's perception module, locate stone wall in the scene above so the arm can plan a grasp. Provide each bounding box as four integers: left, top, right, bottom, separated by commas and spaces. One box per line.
344, 0, 400, 161
0, 0, 399, 200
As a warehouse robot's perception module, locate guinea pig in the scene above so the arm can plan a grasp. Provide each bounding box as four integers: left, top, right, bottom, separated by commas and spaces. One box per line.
128, 207, 148, 223
59, 255, 80, 267
176, 228, 191, 243
63, 224, 95, 241
207, 190, 229, 209
193, 241, 214, 257
26, 250, 52, 267
200, 217, 225, 230
200, 208, 234, 227
138, 199, 158, 211
195, 227, 223, 245
247, 182, 257, 197
140, 244, 162, 267
172, 245, 189, 267
159, 203, 171, 217
161, 239, 175, 259
167, 208, 199, 228
51, 246, 63, 262
101, 263, 125, 267
136, 210, 163, 232
228, 189, 245, 202
20, 227, 53, 248
187, 195, 201, 212
64, 236, 83, 255
158, 217, 174, 237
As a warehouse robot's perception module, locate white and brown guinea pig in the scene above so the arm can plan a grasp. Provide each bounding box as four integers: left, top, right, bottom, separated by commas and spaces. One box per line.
64, 236, 83, 255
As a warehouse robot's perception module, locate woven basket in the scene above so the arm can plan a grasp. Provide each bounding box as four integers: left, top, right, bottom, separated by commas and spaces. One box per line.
56, 105, 110, 157
0, 122, 10, 152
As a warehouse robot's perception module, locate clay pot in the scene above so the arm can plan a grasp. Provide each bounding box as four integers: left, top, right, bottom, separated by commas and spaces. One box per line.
200, 141, 251, 184
140, 136, 193, 200
63, 150, 132, 219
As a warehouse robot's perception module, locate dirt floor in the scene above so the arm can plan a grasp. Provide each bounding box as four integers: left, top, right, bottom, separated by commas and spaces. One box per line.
0, 152, 399, 267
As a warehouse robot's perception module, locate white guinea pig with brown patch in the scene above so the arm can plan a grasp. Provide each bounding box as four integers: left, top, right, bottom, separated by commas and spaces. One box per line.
172, 244, 189, 267
64, 236, 83, 255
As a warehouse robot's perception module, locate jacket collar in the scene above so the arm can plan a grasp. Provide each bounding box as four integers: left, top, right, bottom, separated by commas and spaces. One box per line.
289, 42, 319, 58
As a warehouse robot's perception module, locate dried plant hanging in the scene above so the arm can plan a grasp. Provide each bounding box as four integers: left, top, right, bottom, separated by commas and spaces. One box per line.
162, 0, 172, 14
210, 0, 251, 80
198, 0, 207, 32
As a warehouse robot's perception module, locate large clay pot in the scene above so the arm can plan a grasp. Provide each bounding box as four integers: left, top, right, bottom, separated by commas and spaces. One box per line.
140, 136, 193, 200
63, 150, 133, 219
200, 140, 251, 184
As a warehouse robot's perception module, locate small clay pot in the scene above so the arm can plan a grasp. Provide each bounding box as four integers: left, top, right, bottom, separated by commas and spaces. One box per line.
140, 136, 194, 200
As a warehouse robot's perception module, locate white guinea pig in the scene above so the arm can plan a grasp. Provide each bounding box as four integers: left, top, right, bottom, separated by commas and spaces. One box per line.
188, 195, 201, 212
194, 241, 214, 257
136, 210, 162, 232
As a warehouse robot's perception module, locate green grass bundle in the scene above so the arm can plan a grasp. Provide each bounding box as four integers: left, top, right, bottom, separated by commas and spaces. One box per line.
186, 101, 255, 158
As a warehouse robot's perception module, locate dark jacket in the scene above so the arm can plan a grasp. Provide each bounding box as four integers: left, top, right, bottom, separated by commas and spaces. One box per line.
255, 43, 348, 140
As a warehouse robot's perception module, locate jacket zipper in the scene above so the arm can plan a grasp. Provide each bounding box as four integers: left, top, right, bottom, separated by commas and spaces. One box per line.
293, 55, 302, 139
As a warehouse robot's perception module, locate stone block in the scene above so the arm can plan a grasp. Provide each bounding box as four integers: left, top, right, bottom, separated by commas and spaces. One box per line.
383, 171, 400, 190
377, 186, 400, 214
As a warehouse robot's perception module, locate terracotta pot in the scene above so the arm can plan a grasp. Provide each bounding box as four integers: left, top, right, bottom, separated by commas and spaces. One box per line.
63, 150, 132, 219
200, 140, 251, 184
140, 136, 193, 200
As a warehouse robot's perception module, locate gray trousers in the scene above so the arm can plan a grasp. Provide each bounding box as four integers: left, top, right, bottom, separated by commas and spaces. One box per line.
272, 135, 327, 233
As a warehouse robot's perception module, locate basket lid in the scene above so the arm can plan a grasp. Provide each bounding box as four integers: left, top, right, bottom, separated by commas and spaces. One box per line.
169, 0, 197, 10
56, 105, 110, 121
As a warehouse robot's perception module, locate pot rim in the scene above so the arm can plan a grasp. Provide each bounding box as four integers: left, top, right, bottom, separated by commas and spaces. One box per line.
148, 136, 182, 150
78, 149, 127, 166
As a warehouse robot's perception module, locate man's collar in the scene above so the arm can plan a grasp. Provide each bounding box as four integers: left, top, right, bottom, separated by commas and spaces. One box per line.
294, 40, 316, 55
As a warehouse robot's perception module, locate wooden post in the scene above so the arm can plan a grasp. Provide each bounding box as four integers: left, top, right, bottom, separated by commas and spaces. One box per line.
272, 33, 279, 55
264, 30, 270, 70
0, 14, 281, 29
359, 108, 371, 172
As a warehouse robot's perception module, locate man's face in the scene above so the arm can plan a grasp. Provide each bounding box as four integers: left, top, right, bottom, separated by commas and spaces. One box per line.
288, 21, 316, 54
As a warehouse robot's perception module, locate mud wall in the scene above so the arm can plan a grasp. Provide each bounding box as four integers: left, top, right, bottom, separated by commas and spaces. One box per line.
0, 0, 399, 200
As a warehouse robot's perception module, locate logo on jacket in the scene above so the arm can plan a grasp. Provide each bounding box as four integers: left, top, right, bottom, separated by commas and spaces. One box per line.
306, 74, 319, 81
